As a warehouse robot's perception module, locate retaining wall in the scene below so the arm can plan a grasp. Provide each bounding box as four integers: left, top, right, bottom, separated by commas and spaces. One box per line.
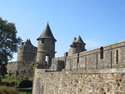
33, 68, 125, 94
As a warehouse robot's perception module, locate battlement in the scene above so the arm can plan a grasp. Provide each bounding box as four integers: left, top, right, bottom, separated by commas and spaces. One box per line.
50, 40, 125, 71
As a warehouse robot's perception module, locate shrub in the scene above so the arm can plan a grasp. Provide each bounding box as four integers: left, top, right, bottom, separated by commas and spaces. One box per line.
0, 86, 19, 94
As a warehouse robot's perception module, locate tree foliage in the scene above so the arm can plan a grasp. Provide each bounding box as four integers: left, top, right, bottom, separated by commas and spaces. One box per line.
0, 17, 22, 77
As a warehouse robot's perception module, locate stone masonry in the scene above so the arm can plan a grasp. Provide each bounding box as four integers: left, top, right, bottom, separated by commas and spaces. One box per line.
36, 23, 56, 68
32, 24, 125, 94
33, 68, 125, 94
7, 39, 37, 78
17, 39, 37, 62
65, 41, 125, 71
6, 23, 125, 94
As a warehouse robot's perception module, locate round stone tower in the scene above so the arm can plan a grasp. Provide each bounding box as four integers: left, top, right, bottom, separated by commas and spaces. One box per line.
17, 39, 37, 62
36, 24, 56, 67
69, 35, 86, 56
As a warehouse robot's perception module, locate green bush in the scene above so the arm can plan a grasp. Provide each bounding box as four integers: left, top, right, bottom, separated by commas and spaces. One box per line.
0, 86, 19, 94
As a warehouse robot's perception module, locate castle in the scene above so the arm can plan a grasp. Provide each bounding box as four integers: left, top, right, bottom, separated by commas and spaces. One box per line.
7, 23, 125, 74
7, 24, 125, 94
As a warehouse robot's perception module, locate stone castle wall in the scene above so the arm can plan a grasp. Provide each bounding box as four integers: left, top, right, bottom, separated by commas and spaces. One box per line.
7, 61, 35, 78
7, 62, 18, 73
51, 57, 65, 71
65, 41, 125, 71
33, 68, 125, 94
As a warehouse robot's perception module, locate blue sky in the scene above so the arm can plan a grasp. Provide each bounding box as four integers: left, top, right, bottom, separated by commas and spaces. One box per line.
0, 0, 125, 61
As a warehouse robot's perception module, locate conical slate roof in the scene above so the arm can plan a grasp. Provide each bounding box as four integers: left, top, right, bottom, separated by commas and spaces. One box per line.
75, 35, 86, 45
23, 39, 34, 46
37, 24, 56, 41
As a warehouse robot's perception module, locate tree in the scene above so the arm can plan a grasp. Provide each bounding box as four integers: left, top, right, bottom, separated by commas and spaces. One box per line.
0, 17, 22, 78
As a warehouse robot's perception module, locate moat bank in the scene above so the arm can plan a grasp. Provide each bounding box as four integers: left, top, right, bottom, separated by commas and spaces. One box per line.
33, 68, 125, 94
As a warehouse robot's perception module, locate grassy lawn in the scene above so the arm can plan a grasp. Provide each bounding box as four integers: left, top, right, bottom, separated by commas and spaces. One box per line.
2, 75, 21, 86
19, 91, 32, 94
1, 75, 32, 94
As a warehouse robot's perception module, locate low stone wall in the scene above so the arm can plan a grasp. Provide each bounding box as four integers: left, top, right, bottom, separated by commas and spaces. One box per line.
7, 61, 35, 78
51, 57, 65, 71
33, 68, 125, 94
7, 62, 18, 73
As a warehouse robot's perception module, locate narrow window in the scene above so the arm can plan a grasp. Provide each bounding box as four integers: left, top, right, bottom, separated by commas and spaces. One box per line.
42, 39, 44, 43
116, 50, 119, 64
53, 41, 54, 45
100, 47, 104, 59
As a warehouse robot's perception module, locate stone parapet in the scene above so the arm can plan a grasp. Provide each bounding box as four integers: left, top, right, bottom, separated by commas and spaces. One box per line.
65, 41, 125, 71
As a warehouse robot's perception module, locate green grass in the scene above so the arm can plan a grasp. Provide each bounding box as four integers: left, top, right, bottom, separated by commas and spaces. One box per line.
1, 75, 32, 94
1, 75, 22, 86
0, 86, 32, 94
19, 91, 32, 94
0, 86, 19, 94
